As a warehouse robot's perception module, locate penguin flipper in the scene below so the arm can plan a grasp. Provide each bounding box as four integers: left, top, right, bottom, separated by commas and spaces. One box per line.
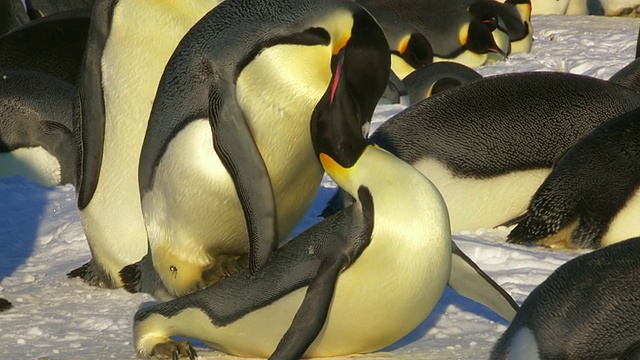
209, 85, 277, 274
448, 241, 519, 321
75, 0, 112, 210
0, 298, 12, 312
270, 256, 347, 360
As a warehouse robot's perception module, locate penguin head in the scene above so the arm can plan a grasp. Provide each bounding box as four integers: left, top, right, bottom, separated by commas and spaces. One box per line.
391, 32, 434, 70
463, 11, 511, 57
311, 7, 389, 193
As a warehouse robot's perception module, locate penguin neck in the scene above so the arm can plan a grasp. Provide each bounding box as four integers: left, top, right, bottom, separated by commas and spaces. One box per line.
341, 146, 451, 252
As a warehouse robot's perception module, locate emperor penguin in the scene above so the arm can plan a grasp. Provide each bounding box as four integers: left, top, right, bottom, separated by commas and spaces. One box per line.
0, 0, 29, 36
0, 70, 77, 186
0, 9, 90, 85
131, 21, 516, 358
506, 105, 640, 249
491, 236, 640, 360
356, 0, 511, 68
126, 0, 410, 299
468, 0, 533, 54
68, 0, 222, 288
322, 72, 640, 234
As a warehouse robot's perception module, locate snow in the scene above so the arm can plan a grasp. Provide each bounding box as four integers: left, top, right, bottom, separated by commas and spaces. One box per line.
1, 14, 639, 360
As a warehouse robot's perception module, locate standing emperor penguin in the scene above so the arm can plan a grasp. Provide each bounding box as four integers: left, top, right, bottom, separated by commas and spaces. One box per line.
0, 70, 77, 186
507, 105, 640, 249
124, 0, 405, 299
322, 72, 640, 234
131, 16, 516, 358
491, 236, 640, 360
69, 0, 222, 288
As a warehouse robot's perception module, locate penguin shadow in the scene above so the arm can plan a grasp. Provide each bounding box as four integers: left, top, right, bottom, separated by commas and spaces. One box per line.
382, 287, 510, 352
0, 176, 53, 285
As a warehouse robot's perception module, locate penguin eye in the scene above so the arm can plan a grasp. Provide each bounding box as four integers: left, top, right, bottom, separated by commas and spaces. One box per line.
482, 17, 498, 30
169, 265, 177, 275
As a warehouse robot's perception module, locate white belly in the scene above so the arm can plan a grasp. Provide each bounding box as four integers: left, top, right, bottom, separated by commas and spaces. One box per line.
78, 0, 221, 280
413, 158, 550, 233
0, 147, 61, 186
142, 119, 323, 266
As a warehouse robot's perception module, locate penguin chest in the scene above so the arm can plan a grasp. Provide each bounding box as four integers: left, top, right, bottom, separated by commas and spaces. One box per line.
235, 43, 332, 233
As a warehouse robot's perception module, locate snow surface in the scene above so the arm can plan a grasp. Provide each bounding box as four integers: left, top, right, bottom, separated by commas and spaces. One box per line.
1, 14, 639, 360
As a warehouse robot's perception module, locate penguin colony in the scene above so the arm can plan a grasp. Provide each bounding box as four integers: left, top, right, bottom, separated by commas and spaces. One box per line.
2, 0, 640, 359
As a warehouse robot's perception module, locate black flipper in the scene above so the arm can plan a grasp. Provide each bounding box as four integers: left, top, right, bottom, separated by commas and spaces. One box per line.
270, 256, 347, 360
209, 82, 277, 274
448, 241, 519, 321
75, 0, 114, 209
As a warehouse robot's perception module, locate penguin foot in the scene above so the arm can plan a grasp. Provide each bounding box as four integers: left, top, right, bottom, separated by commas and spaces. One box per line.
0, 298, 12, 312
67, 260, 118, 288
150, 339, 197, 360
202, 255, 248, 287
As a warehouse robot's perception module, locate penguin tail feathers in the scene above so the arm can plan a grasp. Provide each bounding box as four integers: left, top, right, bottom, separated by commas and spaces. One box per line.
67, 261, 90, 279
119, 262, 142, 294
0, 298, 12, 312
506, 211, 580, 249
499, 212, 529, 228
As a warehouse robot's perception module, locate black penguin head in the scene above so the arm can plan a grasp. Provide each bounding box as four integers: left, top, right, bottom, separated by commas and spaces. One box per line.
392, 33, 434, 70
311, 7, 390, 170
466, 11, 511, 56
